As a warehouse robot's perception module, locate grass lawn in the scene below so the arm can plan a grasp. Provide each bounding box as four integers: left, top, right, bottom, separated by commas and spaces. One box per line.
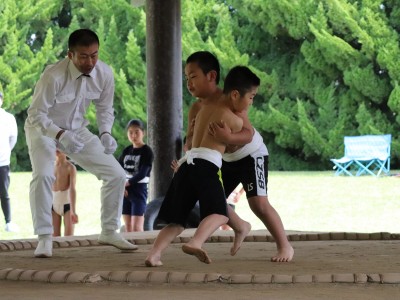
1, 171, 399, 241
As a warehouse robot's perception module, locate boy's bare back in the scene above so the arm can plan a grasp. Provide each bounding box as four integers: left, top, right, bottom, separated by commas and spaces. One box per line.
192, 98, 243, 154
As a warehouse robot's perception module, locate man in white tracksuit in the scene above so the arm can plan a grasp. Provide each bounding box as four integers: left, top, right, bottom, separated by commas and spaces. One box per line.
25, 29, 137, 258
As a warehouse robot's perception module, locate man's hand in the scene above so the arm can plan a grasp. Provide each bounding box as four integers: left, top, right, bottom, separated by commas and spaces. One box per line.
58, 131, 84, 153
208, 120, 232, 143
100, 132, 117, 154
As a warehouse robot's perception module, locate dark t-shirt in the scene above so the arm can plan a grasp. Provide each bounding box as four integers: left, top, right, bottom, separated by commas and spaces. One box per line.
118, 144, 154, 185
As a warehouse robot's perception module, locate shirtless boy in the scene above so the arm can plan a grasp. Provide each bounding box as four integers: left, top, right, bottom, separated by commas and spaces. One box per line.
185, 51, 293, 262
52, 150, 78, 236
184, 52, 253, 256
145, 66, 260, 266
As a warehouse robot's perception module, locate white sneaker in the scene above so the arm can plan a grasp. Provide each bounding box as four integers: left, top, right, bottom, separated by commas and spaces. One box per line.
5, 222, 19, 232
34, 239, 53, 258
98, 231, 138, 251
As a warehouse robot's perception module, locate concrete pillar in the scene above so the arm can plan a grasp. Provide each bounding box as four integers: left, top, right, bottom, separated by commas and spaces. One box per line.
146, 0, 183, 200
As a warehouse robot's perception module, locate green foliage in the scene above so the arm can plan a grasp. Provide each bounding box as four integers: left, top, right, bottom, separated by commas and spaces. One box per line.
0, 0, 147, 166
343, 64, 391, 102
1, 0, 400, 171
229, 0, 399, 170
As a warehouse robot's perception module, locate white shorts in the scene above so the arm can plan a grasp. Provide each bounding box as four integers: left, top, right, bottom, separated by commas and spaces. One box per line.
52, 190, 70, 216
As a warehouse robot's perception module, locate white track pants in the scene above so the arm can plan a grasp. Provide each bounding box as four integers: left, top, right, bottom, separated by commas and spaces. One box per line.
25, 126, 126, 236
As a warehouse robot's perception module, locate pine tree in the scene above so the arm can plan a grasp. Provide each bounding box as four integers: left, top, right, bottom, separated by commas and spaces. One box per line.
1, 0, 400, 170
228, 0, 399, 169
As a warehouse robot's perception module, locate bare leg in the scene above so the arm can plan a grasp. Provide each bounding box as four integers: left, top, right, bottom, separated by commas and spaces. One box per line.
226, 205, 251, 256
52, 211, 61, 237
132, 215, 144, 232
123, 214, 133, 232
63, 211, 74, 236
221, 188, 244, 231
248, 195, 294, 262
145, 224, 184, 267
182, 214, 228, 264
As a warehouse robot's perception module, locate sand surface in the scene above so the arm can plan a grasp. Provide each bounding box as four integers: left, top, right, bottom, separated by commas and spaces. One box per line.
1, 229, 400, 299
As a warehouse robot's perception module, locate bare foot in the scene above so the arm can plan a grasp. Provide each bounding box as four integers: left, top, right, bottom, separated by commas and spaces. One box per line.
230, 221, 251, 256
271, 246, 294, 262
182, 244, 211, 264
145, 255, 163, 267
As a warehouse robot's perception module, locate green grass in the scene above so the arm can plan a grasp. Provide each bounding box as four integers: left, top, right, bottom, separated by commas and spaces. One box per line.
1, 171, 399, 241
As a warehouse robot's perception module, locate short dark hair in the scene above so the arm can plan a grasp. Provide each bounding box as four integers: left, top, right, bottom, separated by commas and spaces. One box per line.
186, 51, 220, 84
68, 29, 99, 51
223, 66, 260, 96
126, 119, 145, 131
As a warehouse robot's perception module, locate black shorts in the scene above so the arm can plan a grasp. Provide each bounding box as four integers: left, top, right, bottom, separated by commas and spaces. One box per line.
157, 159, 228, 227
122, 183, 148, 216
221, 155, 268, 198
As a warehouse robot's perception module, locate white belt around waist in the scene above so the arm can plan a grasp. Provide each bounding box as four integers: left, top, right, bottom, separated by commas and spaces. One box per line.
185, 147, 222, 168
223, 128, 264, 162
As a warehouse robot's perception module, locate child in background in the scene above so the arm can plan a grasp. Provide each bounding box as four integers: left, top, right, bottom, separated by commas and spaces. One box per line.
52, 150, 78, 236
171, 136, 188, 173
118, 119, 154, 232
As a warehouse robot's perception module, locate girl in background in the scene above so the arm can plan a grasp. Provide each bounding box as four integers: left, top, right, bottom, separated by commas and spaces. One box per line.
118, 119, 154, 232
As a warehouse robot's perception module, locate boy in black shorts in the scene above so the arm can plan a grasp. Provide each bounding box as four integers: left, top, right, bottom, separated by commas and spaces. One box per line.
186, 51, 293, 262
145, 66, 259, 266
209, 75, 294, 263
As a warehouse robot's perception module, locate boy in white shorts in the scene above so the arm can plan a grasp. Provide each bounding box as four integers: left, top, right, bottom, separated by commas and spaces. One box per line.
52, 150, 78, 236
211, 121, 294, 262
